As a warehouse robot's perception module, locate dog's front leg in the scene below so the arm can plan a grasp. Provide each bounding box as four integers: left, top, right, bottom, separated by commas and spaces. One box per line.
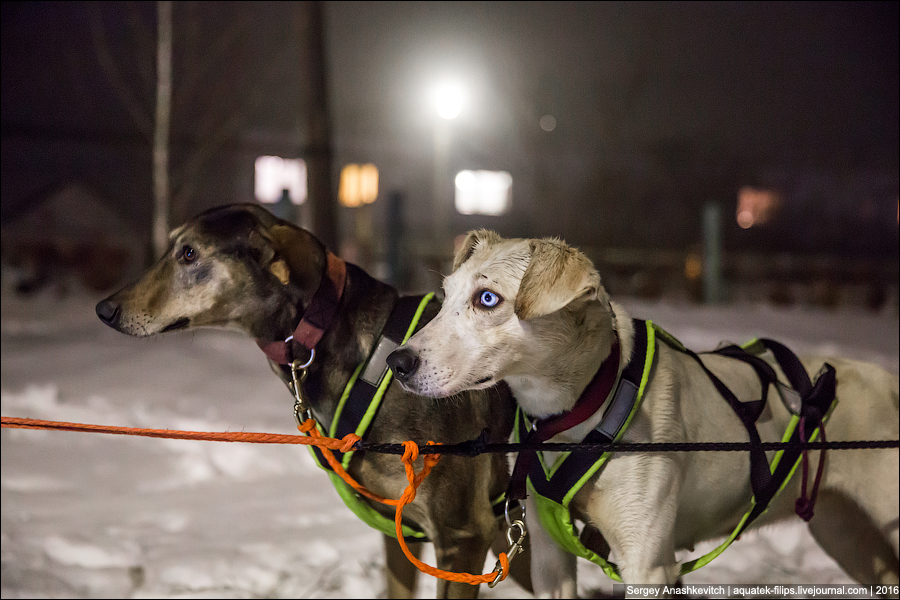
526, 494, 578, 598
384, 533, 421, 599
591, 456, 682, 591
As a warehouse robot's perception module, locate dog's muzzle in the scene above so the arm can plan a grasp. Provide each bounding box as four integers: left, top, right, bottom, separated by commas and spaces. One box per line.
386, 347, 420, 383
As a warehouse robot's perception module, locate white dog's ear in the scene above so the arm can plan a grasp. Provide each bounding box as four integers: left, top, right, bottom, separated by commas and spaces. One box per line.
453, 229, 502, 270
514, 239, 602, 320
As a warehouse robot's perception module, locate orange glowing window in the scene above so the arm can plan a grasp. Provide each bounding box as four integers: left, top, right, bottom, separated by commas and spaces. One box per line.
736, 186, 781, 229
339, 164, 379, 207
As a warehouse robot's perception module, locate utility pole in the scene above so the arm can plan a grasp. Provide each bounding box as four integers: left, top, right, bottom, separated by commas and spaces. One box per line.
298, 1, 338, 251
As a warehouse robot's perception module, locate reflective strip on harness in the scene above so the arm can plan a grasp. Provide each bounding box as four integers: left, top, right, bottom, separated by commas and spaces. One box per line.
307, 293, 435, 541
518, 319, 656, 582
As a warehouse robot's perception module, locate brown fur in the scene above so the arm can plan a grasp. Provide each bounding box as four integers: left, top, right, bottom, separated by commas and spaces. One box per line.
96, 205, 531, 599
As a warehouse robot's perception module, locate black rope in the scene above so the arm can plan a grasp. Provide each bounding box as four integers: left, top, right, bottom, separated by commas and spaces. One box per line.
355, 438, 899, 456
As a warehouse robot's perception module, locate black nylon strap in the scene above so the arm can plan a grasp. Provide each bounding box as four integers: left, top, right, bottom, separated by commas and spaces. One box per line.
751, 339, 836, 526
526, 320, 650, 504
312, 294, 433, 469
694, 338, 836, 534
678, 343, 777, 514
508, 339, 621, 503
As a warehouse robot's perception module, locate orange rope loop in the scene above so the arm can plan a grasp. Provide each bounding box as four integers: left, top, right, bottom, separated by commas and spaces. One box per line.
388, 439, 509, 586
293, 420, 506, 585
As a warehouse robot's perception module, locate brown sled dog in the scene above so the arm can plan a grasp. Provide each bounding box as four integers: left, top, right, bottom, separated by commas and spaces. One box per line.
96, 204, 529, 598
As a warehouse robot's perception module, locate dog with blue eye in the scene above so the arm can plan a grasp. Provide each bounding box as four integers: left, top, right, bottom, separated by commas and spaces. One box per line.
388, 229, 899, 597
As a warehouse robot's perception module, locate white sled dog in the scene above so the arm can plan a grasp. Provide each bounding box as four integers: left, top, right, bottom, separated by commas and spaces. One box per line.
387, 230, 899, 597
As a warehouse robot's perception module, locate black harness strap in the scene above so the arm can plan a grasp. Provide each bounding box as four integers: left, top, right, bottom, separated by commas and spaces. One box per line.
752, 339, 836, 522
522, 320, 649, 504
674, 342, 778, 515
686, 338, 837, 530
311, 293, 434, 470
508, 338, 622, 504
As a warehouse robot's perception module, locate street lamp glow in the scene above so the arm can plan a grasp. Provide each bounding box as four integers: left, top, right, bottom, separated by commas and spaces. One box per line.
433, 81, 464, 120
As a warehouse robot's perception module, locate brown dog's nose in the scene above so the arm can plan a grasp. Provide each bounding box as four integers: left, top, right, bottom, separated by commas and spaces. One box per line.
387, 347, 420, 382
95, 299, 121, 327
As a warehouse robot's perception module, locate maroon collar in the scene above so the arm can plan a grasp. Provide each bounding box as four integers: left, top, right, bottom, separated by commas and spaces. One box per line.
507, 338, 621, 501
255, 251, 347, 365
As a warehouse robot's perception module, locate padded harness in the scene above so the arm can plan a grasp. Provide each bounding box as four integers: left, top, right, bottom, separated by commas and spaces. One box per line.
263, 272, 508, 542
513, 319, 837, 580
306, 292, 438, 542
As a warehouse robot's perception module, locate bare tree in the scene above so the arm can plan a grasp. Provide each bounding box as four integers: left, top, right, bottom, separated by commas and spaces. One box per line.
153, 0, 172, 259
86, 2, 330, 260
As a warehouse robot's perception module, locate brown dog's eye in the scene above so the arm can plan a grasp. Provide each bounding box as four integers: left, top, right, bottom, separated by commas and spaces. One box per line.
180, 245, 197, 263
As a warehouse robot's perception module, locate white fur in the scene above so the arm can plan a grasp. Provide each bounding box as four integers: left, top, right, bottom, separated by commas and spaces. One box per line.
396, 232, 900, 597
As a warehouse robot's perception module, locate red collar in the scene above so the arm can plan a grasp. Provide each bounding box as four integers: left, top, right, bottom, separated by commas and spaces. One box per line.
256, 251, 347, 365
507, 338, 621, 501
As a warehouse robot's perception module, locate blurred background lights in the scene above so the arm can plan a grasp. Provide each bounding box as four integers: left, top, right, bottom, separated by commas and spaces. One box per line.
539, 114, 557, 132
254, 156, 307, 204
339, 163, 379, 207
736, 186, 781, 229
454, 169, 512, 215
433, 80, 465, 120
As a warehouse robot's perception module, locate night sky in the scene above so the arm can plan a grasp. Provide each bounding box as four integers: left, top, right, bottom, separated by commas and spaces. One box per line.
2, 1, 898, 262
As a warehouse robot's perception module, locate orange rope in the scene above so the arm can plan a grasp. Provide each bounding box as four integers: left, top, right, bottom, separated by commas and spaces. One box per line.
1, 415, 510, 587
298, 419, 509, 586
1, 416, 335, 445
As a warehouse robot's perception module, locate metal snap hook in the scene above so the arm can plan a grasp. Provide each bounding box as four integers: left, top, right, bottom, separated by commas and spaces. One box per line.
489, 517, 527, 588
290, 352, 314, 424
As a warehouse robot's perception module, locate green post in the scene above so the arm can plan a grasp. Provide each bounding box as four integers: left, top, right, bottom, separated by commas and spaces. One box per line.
703, 202, 725, 304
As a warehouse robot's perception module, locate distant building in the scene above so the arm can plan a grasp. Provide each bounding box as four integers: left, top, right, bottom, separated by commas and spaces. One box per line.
1, 182, 143, 293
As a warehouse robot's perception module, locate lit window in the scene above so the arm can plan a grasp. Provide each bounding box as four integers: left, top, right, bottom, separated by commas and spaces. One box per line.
339, 164, 379, 207
454, 170, 512, 216
736, 186, 781, 229
255, 156, 307, 204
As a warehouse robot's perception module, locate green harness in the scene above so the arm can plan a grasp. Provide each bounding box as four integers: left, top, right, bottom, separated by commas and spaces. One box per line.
306, 293, 435, 541
304, 292, 507, 541
515, 319, 837, 581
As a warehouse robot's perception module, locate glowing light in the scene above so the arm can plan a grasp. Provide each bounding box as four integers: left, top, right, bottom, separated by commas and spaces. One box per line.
539, 114, 557, 132
736, 186, 781, 229
255, 156, 307, 204
433, 81, 465, 120
684, 253, 703, 280
339, 163, 379, 207
454, 170, 512, 215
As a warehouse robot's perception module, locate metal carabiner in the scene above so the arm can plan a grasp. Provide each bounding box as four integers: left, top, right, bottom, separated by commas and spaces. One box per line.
489, 517, 527, 588
290, 351, 314, 425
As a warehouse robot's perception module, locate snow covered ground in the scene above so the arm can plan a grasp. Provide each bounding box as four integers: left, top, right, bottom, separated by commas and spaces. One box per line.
2, 273, 897, 598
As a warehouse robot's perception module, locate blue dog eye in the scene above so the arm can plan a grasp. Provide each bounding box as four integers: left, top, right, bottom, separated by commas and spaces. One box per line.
478, 290, 501, 308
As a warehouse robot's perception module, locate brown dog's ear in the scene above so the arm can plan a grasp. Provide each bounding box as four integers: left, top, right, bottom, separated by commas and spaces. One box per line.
514, 239, 602, 320
453, 229, 502, 270
265, 224, 326, 290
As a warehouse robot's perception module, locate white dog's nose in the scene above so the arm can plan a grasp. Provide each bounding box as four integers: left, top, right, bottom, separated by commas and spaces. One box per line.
387, 347, 420, 382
